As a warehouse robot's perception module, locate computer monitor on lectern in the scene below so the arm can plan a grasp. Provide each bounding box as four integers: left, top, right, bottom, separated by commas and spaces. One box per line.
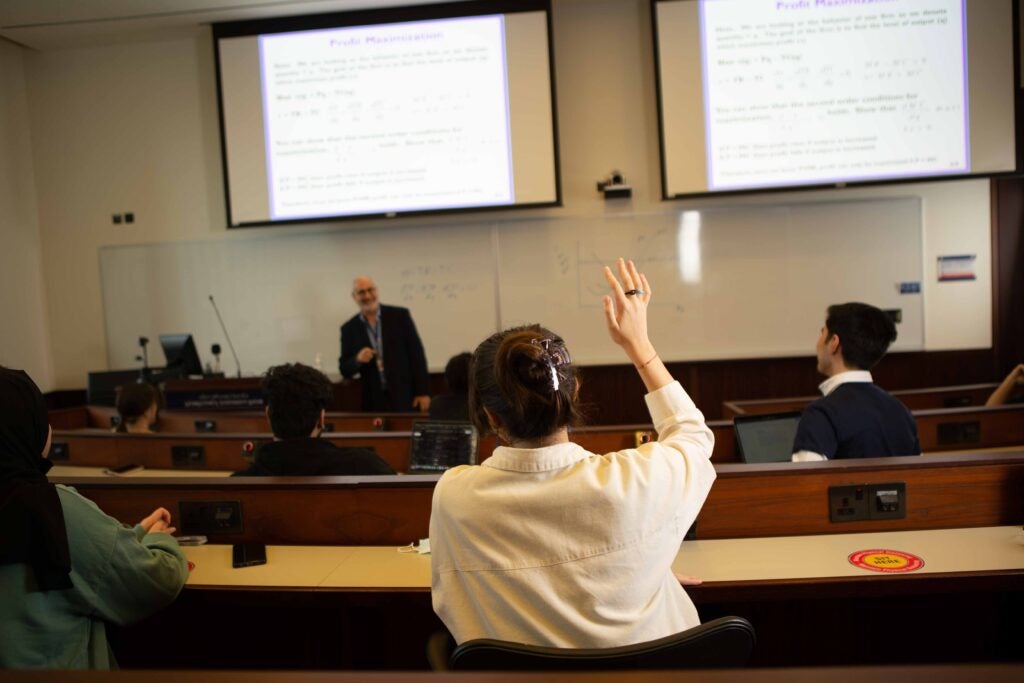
159, 334, 203, 377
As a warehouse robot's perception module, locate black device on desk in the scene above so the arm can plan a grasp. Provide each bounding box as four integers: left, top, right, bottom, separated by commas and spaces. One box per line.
232, 542, 267, 568
734, 411, 803, 464
86, 369, 145, 406
408, 421, 477, 473
159, 334, 204, 378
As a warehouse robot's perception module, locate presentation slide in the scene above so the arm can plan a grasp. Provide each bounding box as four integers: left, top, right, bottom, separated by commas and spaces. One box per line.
260, 17, 513, 219
216, 1, 558, 226
655, 0, 1016, 197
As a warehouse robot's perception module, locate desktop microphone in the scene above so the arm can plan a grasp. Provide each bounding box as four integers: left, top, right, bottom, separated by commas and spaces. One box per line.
208, 295, 242, 378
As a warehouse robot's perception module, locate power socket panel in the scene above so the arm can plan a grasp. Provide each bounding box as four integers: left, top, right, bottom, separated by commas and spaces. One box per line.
179, 500, 244, 535
171, 445, 206, 468
829, 482, 906, 523
193, 419, 217, 433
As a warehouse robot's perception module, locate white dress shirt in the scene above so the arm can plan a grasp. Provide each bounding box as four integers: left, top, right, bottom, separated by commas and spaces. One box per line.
429, 381, 716, 648
791, 370, 874, 462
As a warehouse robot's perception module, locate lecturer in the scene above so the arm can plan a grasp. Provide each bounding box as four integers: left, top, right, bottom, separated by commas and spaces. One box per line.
339, 276, 431, 412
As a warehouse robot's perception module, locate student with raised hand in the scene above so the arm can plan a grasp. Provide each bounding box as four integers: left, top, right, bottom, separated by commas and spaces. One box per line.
0, 367, 188, 669
985, 363, 1024, 406
429, 259, 716, 648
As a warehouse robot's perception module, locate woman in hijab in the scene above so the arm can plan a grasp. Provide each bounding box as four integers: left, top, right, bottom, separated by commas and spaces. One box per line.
0, 367, 189, 669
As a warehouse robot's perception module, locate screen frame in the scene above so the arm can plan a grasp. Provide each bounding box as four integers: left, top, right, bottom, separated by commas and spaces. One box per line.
649, 0, 1023, 202
733, 410, 804, 464
212, 0, 561, 229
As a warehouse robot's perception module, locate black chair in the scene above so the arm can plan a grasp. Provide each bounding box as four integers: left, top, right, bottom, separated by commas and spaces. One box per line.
428, 616, 756, 671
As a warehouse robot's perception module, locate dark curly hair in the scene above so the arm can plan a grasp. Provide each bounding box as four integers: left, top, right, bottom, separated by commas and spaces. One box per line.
262, 363, 333, 439
469, 325, 583, 442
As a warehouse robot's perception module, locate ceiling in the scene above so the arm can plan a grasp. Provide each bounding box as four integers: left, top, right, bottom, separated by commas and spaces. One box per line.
0, 0, 460, 50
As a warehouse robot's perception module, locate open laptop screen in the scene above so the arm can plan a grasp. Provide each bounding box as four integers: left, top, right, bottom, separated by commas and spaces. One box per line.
734, 411, 803, 464
409, 421, 478, 473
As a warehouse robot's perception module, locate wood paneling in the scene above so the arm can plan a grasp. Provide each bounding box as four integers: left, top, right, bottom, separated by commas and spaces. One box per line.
53, 451, 1024, 547
723, 383, 999, 418
700, 452, 1024, 539
993, 177, 1024, 374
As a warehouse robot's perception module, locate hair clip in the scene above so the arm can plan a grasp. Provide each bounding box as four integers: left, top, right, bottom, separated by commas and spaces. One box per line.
530, 338, 571, 392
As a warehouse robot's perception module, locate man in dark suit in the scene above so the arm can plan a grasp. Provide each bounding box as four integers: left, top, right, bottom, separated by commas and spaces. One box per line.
339, 276, 431, 412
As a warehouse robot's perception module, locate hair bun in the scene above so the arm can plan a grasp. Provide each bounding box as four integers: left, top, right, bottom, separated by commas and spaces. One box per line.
499, 335, 556, 393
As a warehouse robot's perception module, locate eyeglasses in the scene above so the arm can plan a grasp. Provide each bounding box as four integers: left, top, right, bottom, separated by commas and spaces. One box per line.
354, 287, 377, 296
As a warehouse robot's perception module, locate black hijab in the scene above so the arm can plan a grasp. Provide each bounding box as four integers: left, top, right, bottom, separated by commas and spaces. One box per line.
0, 367, 72, 591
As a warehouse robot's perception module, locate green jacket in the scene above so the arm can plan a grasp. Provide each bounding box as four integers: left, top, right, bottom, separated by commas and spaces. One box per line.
0, 485, 188, 669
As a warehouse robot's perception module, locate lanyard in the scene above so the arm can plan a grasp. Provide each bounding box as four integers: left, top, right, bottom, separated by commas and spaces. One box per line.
361, 314, 386, 388
363, 316, 383, 360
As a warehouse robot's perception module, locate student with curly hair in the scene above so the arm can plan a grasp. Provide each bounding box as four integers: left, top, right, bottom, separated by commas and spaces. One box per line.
233, 363, 394, 476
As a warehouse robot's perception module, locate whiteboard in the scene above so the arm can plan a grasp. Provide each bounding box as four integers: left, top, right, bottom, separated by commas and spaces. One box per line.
497, 198, 923, 364
99, 223, 498, 375
99, 197, 923, 373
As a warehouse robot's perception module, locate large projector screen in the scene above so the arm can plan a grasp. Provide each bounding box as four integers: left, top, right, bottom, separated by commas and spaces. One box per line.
214, 1, 559, 226
654, 0, 1018, 198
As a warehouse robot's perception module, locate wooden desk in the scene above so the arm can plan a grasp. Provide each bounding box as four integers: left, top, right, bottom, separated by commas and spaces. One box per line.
722, 382, 999, 418
116, 528, 1022, 670
49, 405, 423, 433
5, 666, 1024, 682
48, 429, 413, 472
48, 465, 232, 478
52, 451, 1024, 546
180, 526, 1024, 594
48, 402, 1024, 472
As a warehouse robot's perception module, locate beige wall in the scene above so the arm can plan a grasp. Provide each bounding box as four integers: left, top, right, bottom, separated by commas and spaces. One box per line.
18, 0, 995, 388
0, 39, 52, 389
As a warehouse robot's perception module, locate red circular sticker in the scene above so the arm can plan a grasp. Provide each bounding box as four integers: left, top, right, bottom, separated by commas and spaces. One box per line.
848, 548, 924, 573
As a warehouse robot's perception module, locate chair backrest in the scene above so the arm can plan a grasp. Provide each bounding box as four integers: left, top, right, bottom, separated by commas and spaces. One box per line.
449, 616, 756, 671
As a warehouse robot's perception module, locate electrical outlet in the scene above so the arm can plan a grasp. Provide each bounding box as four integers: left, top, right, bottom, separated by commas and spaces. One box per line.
178, 500, 243, 535
829, 482, 906, 522
937, 420, 981, 445
171, 445, 206, 468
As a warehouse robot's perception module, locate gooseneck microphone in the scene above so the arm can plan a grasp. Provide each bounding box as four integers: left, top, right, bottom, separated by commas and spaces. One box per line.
208, 295, 242, 378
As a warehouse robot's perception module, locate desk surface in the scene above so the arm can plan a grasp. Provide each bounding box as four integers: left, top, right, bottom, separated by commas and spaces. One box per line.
183, 526, 1024, 591
5, 665, 1024, 683
49, 465, 234, 478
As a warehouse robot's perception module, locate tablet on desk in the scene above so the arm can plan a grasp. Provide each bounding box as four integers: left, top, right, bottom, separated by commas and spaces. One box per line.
408, 421, 477, 474
734, 412, 802, 464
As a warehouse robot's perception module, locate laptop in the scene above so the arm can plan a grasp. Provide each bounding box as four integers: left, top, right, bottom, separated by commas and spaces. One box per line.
733, 411, 803, 464
408, 421, 478, 474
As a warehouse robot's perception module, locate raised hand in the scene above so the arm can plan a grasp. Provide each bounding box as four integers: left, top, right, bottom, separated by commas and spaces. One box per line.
602, 258, 654, 364
602, 259, 672, 393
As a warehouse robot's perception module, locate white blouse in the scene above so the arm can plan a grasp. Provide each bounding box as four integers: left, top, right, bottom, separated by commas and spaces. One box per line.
429, 381, 716, 648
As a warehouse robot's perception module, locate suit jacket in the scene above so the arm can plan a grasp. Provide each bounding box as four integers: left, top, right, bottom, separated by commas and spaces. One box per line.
339, 304, 430, 411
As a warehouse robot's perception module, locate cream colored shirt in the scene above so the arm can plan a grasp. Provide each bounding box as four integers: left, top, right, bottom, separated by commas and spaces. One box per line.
429, 381, 716, 648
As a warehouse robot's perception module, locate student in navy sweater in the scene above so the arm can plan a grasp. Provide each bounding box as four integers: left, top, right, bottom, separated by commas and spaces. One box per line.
791, 303, 921, 461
